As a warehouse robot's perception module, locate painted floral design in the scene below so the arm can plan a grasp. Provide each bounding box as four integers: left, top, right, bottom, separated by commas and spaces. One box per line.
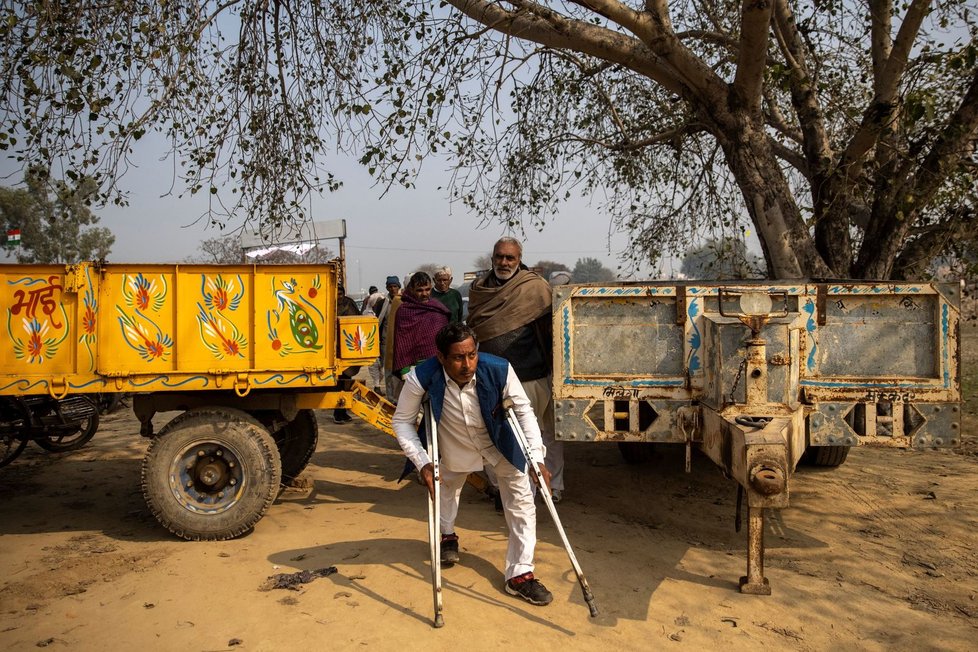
267, 276, 325, 356
343, 325, 376, 355
201, 274, 244, 312
122, 273, 167, 313
79, 266, 98, 370
11, 318, 66, 364
116, 307, 174, 362
197, 303, 247, 358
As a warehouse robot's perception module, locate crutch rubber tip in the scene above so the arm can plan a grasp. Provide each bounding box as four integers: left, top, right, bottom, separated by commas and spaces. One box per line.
434, 614, 445, 628
587, 601, 599, 618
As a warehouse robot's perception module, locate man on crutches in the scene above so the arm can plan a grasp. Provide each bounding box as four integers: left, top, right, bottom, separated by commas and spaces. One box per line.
393, 322, 555, 611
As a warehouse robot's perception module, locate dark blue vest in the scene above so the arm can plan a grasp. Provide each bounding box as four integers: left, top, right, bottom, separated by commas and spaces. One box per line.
414, 353, 527, 472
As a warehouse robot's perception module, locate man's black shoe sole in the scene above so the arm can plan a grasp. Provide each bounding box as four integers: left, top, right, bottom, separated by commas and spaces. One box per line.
441, 541, 459, 567
505, 583, 553, 606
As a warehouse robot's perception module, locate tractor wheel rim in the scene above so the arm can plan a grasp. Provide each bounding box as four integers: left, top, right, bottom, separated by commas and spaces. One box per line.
168, 441, 245, 514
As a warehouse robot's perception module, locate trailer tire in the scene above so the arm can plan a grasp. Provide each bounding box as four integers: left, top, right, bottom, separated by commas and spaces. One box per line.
273, 409, 319, 483
801, 445, 850, 467
142, 407, 282, 541
617, 441, 658, 464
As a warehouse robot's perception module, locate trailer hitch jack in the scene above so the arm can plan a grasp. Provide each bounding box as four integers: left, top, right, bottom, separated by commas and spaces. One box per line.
740, 505, 771, 595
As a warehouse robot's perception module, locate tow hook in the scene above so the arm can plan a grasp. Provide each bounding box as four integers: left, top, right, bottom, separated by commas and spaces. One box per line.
749, 464, 785, 495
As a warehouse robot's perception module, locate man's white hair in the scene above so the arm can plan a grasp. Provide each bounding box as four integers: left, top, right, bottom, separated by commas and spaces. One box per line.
435, 266, 453, 278
493, 236, 523, 258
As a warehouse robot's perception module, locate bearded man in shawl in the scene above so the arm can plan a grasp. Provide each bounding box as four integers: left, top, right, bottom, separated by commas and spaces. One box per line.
389, 271, 451, 398
467, 237, 564, 502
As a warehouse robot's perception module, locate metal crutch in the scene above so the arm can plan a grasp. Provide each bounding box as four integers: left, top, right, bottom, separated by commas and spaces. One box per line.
423, 399, 445, 628
501, 398, 599, 618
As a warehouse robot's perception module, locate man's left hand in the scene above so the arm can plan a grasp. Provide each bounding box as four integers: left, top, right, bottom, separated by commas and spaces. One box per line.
419, 463, 436, 499
533, 462, 552, 493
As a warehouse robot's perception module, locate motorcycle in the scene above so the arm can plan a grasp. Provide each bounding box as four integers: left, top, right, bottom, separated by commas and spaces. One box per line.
1, 395, 100, 467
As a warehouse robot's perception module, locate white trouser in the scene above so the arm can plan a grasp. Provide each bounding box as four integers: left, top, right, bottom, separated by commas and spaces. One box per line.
367, 360, 382, 387
522, 376, 563, 492
440, 456, 536, 580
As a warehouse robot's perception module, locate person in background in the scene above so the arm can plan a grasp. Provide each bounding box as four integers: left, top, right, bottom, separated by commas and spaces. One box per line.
337, 284, 360, 316
392, 322, 554, 606
361, 285, 384, 315
389, 271, 450, 398
374, 276, 401, 401
467, 237, 564, 503
360, 285, 386, 393
432, 266, 464, 324
333, 285, 362, 423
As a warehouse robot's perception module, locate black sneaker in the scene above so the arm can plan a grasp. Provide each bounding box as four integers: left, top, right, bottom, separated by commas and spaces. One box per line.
440, 534, 459, 567
505, 572, 553, 605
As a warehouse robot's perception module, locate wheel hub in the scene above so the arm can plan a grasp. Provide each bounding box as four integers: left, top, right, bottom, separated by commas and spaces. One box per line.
197, 460, 225, 487
169, 442, 245, 514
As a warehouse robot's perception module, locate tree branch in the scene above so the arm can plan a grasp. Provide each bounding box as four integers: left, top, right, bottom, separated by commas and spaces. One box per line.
675, 29, 738, 52
892, 208, 975, 280
868, 0, 892, 88
447, 1, 725, 102
732, 0, 773, 115
771, 0, 832, 174
767, 136, 809, 180
905, 67, 978, 210
771, 0, 848, 271
613, 122, 708, 150
855, 67, 978, 278
840, 0, 932, 168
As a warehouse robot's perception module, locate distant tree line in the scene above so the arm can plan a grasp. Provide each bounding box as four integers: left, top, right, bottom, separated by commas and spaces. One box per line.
0, 169, 114, 264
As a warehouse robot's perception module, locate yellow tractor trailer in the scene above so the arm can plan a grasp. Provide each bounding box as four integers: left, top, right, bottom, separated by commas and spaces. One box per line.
1, 260, 393, 540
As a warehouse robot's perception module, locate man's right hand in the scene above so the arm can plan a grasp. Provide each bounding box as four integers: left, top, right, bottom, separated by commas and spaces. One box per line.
420, 463, 436, 499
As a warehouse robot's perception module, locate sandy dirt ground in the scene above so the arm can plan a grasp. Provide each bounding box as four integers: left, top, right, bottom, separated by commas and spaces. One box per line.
1, 325, 976, 652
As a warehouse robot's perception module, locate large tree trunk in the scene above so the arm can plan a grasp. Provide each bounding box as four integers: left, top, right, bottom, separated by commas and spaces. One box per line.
813, 186, 858, 277
711, 112, 833, 279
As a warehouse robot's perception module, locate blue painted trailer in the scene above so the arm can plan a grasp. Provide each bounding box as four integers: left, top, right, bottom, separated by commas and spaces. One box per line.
552, 281, 961, 593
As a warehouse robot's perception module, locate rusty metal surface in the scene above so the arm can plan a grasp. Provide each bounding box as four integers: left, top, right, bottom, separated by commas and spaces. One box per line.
553, 279, 960, 594
553, 281, 960, 451
739, 507, 772, 595
818, 293, 938, 377
563, 293, 684, 378
553, 397, 683, 443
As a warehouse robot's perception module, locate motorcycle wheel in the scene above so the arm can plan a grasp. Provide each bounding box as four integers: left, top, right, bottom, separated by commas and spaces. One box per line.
35, 396, 100, 452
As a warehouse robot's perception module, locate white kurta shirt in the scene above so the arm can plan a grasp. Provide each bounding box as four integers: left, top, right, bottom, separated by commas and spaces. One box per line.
392, 362, 546, 474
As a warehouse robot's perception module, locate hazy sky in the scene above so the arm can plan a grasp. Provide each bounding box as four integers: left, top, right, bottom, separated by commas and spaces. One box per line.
1, 133, 659, 297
